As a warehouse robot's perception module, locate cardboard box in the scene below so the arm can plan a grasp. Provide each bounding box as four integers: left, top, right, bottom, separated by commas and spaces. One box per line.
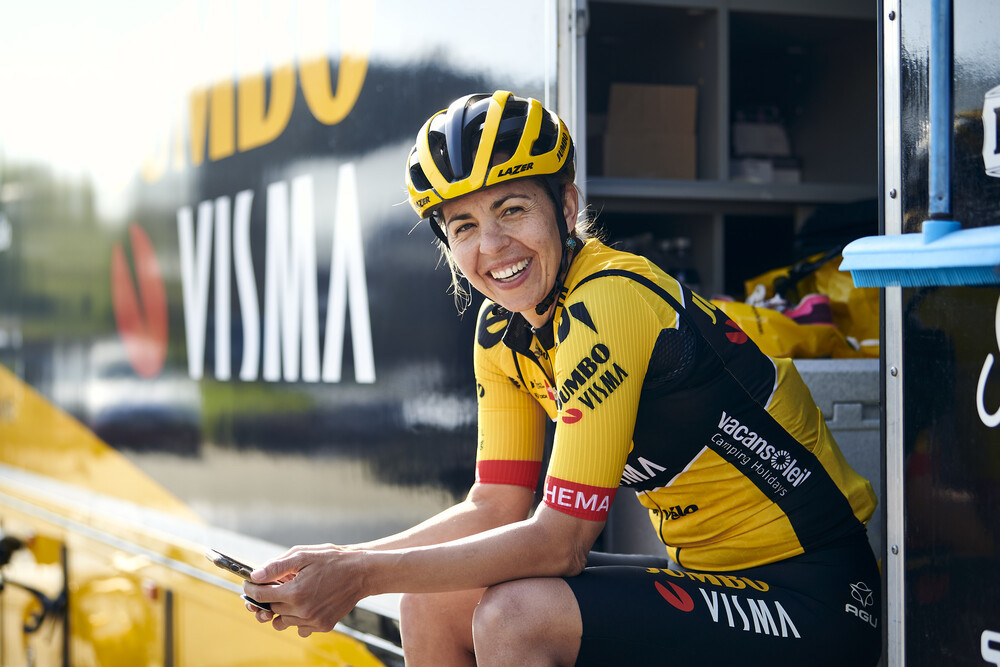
602, 83, 698, 180
607, 83, 697, 135
604, 132, 696, 180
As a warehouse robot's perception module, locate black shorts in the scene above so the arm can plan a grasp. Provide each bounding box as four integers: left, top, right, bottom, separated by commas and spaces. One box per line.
564, 533, 881, 667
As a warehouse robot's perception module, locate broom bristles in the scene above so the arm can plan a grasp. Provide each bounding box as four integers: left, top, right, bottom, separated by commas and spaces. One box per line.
849, 265, 1000, 288
841, 224, 1000, 288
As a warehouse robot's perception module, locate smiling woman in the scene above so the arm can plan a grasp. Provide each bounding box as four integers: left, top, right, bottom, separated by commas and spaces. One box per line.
406, 91, 588, 316
241, 91, 882, 667
440, 180, 572, 327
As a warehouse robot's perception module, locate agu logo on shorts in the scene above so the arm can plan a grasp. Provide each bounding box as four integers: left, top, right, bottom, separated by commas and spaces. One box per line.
844, 581, 878, 629
110, 223, 168, 378
655, 580, 694, 612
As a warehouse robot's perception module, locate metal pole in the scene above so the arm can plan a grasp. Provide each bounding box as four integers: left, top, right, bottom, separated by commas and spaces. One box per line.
928, 0, 953, 219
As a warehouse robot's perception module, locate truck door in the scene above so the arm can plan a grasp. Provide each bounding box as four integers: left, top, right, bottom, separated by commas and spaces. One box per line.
886, 0, 1000, 664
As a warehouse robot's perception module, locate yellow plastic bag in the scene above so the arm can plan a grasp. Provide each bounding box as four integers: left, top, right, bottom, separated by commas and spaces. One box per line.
712, 300, 860, 359
743, 250, 879, 358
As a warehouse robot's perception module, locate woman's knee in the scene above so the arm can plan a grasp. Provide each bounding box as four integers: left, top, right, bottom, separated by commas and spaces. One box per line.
473, 582, 533, 639
473, 579, 582, 665
398, 592, 424, 628
400, 589, 483, 640
400, 591, 483, 666
473, 579, 580, 653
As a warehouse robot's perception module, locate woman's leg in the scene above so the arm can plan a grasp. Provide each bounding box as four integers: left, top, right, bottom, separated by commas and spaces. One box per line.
473, 578, 583, 667
399, 588, 485, 666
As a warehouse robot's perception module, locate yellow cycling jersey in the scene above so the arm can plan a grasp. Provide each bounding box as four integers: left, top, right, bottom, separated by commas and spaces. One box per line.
473, 238, 877, 571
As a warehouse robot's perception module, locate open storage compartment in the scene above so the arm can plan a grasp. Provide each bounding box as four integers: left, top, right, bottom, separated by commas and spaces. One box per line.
729, 11, 877, 187
581, 0, 882, 560
584, 0, 877, 298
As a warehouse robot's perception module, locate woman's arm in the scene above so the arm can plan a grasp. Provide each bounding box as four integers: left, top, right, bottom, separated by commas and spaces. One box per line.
253, 481, 534, 574
351, 481, 535, 551
367, 503, 602, 589
244, 502, 603, 636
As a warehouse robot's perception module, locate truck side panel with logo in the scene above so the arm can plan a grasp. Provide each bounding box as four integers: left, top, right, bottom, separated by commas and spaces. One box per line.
0, 1, 556, 663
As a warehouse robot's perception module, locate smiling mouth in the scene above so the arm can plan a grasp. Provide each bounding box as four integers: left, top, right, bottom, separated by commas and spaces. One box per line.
490, 258, 531, 282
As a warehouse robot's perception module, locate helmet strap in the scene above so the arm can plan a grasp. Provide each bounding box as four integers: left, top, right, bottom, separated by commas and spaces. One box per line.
534, 178, 579, 317
428, 212, 449, 246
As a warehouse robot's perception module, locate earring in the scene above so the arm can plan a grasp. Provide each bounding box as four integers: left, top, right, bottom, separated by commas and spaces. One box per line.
565, 236, 578, 250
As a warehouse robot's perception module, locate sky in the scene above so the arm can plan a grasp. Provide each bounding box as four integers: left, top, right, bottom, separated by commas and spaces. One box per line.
0, 0, 555, 216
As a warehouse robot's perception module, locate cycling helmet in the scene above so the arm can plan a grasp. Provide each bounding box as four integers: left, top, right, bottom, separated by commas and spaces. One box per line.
405, 91, 579, 317
405, 91, 575, 242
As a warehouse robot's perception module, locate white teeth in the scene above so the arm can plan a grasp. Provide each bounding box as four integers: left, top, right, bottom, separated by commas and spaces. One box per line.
491, 258, 530, 281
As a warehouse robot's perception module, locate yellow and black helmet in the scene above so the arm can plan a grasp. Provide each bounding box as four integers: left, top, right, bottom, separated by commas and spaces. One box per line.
405, 91, 575, 243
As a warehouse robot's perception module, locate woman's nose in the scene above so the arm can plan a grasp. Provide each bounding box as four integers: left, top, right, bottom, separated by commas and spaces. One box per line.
478, 218, 510, 254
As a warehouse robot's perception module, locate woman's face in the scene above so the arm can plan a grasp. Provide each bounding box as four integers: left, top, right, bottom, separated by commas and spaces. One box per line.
440, 179, 577, 327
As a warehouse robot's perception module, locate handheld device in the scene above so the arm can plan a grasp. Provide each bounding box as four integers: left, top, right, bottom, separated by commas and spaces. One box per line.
205, 549, 256, 581
205, 549, 274, 613
240, 594, 272, 613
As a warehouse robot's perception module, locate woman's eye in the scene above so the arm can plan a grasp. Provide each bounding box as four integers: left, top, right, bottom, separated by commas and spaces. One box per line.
502, 206, 524, 217
450, 222, 474, 237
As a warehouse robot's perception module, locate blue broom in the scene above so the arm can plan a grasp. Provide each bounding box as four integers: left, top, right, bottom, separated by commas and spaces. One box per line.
840, 0, 1000, 288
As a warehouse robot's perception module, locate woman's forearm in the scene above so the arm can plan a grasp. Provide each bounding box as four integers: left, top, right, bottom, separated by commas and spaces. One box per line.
350, 482, 534, 552
360, 505, 599, 596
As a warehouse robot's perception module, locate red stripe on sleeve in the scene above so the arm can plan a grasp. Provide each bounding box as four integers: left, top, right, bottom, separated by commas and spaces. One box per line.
476, 460, 542, 490
542, 475, 617, 521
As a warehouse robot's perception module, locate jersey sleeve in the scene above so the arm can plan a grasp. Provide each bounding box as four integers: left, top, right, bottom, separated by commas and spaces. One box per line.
542, 278, 668, 520
473, 302, 547, 490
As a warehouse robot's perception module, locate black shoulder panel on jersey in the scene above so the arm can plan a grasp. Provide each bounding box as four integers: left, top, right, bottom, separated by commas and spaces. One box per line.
644, 326, 700, 394
572, 269, 776, 408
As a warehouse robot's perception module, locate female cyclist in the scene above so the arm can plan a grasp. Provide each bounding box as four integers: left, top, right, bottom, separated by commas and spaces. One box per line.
244, 91, 881, 666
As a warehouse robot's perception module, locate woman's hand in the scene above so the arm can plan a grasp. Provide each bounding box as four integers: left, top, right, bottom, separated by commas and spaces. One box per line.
242, 544, 369, 637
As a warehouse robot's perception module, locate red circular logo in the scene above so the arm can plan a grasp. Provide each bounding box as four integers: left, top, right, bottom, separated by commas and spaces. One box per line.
724, 319, 749, 344
561, 408, 583, 424
655, 580, 694, 612
110, 223, 168, 378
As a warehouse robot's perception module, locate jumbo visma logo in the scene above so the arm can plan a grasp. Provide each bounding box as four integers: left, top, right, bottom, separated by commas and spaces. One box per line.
655, 581, 694, 611
175, 170, 375, 384
111, 223, 169, 378
109, 169, 377, 385
649, 571, 801, 639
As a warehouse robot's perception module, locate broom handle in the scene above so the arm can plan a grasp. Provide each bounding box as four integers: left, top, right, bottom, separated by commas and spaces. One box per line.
929, 0, 953, 219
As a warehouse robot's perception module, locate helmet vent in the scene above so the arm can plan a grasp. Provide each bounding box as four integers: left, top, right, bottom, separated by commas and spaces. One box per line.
531, 114, 559, 156
425, 131, 453, 180
407, 162, 432, 192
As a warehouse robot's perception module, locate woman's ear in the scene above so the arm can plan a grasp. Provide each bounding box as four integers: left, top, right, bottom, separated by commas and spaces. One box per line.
561, 184, 579, 233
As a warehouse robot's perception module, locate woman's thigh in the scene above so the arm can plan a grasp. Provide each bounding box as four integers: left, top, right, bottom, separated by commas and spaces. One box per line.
565, 537, 881, 667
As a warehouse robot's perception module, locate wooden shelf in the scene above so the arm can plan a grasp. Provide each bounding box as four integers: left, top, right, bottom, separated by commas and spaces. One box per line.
586, 177, 876, 213
589, 0, 875, 21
